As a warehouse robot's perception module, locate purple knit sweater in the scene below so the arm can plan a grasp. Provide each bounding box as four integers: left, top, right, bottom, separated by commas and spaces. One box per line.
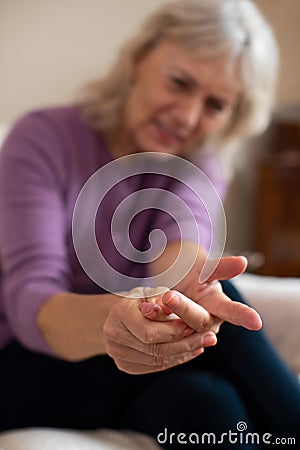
0, 106, 226, 356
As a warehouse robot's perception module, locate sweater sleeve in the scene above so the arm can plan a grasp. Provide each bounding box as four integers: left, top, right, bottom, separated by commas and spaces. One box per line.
0, 112, 71, 356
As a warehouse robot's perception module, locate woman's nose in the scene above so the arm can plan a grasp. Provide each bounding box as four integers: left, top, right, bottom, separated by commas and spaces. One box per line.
173, 97, 202, 132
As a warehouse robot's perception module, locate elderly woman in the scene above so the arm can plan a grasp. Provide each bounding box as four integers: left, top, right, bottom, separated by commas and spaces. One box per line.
0, 0, 299, 448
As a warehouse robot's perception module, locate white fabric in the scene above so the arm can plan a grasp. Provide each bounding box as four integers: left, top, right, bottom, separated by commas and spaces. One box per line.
0, 428, 161, 450
233, 273, 300, 373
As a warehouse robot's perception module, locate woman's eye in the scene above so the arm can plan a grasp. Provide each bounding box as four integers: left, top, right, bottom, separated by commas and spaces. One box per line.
206, 98, 227, 113
171, 76, 189, 89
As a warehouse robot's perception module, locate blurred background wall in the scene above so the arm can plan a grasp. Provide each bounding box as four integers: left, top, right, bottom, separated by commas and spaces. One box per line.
0, 0, 167, 121
1, 0, 299, 122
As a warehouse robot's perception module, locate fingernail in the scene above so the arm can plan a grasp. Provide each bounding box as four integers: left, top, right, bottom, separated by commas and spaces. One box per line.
202, 332, 217, 347
161, 303, 173, 315
162, 292, 179, 307
139, 302, 159, 317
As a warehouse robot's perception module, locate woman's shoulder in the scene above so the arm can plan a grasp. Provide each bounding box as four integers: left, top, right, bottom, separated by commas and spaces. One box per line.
9, 104, 86, 136
0, 105, 110, 190
1, 104, 105, 160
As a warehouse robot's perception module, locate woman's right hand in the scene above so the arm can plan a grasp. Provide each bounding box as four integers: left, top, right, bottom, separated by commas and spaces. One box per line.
103, 289, 218, 374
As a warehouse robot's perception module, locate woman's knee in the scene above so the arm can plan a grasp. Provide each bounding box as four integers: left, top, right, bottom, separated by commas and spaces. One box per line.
125, 369, 253, 432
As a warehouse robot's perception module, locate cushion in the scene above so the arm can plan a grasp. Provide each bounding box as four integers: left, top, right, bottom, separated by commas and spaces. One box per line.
0, 428, 161, 450
233, 273, 300, 373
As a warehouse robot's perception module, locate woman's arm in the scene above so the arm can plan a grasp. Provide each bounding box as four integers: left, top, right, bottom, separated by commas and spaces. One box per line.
37, 288, 219, 372
37, 291, 122, 361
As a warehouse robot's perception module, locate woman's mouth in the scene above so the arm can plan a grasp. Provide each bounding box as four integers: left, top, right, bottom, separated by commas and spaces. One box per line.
153, 120, 185, 146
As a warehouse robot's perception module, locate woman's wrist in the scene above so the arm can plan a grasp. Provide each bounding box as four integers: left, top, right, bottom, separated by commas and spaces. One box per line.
37, 291, 124, 361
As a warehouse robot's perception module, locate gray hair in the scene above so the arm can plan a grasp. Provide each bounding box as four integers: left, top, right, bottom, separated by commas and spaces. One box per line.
81, 0, 278, 147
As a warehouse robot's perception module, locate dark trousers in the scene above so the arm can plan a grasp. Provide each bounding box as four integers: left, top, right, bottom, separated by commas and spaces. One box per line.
1, 281, 300, 449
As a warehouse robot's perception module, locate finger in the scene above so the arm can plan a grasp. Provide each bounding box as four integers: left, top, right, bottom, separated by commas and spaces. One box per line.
162, 290, 215, 332
143, 286, 173, 315
120, 300, 196, 343
106, 331, 216, 365
198, 290, 262, 330
133, 330, 217, 356
201, 256, 248, 283
114, 347, 205, 375
139, 301, 178, 321
139, 300, 223, 336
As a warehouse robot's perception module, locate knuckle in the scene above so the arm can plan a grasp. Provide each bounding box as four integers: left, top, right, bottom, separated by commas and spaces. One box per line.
103, 323, 123, 343
148, 342, 163, 357
186, 333, 203, 352
114, 359, 132, 374
106, 343, 122, 360
151, 340, 185, 358
178, 300, 190, 315
193, 316, 210, 332
143, 325, 159, 343
103, 321, 113, 339
211, 321, 222, 334
153, 355, 165, 367
186, 337, 198, 353
104, 337, 124, 360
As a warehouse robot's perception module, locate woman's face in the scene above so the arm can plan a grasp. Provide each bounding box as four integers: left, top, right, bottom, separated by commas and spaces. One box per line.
120, 40, 240, 156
